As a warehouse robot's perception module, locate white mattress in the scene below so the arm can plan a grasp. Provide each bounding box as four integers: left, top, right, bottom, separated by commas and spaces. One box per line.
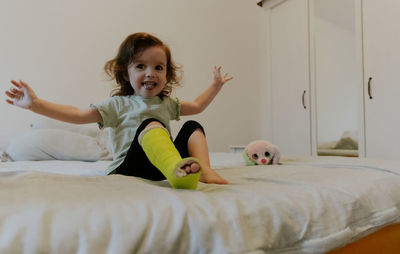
1, 154, 400, 254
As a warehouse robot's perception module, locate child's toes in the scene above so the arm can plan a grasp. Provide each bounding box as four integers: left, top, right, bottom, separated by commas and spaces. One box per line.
180, 164, 189, 173
190, 163, 200, 173
180, 161, 200, 174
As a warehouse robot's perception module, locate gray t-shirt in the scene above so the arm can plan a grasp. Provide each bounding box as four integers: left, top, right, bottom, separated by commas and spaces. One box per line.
92, 95, 180, 174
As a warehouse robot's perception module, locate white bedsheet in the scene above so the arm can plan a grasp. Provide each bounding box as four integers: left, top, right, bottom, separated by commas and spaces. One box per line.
0, 160, 109, 176
1, 154, 400, 254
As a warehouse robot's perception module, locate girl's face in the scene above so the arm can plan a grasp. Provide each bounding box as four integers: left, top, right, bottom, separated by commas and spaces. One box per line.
127, 46, 167, 98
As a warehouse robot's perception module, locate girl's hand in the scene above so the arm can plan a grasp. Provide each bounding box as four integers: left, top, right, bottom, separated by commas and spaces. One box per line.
5, 80, 38, 109
213, 66, 233, 87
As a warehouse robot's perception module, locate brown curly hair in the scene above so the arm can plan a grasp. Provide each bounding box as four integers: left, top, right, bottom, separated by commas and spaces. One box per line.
104, 32, 182, 97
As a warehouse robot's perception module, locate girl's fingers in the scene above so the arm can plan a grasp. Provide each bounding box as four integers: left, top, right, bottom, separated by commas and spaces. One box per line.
19, 80, 29, 88
7, 87, 23, 97
10, 87, 19, 93
6, 99, 14, 105
10, 80, 29, 89
213, 66, 222, 71
10, 80, 22, 88
5, 91, 15, 98
213, 66, 233, 83
224, 75, 233, 82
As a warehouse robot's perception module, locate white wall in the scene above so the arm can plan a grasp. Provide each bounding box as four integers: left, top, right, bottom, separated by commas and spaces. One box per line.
0, 0, 268, 151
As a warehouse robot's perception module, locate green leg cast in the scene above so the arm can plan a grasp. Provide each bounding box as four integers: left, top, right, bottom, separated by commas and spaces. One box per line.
140, 127, 202, 190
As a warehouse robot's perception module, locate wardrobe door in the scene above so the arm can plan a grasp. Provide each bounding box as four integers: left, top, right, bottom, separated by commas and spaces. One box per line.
312, 0, 363, 157
363, 0, 400, 159
270, 0, 311, 155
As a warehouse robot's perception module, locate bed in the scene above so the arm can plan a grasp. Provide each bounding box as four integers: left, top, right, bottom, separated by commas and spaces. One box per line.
1, 122, 400, 253
2, 154, 400, 253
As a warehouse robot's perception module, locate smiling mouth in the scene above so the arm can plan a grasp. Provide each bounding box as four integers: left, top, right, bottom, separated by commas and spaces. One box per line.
142, 81, 157, 90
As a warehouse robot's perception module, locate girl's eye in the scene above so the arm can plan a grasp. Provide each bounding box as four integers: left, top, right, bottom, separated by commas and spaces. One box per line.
252, 154, 258, 160
155, 65, 164, 71
265, 152, 270, 157
136, 64, 144, 69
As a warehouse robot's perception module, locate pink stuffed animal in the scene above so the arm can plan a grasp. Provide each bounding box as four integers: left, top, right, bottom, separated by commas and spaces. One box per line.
243, 140, 280, 165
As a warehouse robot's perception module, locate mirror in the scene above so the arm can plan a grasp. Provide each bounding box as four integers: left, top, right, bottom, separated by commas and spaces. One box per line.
313, 0, 359, 157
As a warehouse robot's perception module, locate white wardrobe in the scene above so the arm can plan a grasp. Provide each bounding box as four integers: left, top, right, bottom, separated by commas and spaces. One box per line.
269, 0, 312, 156
265, 0, 400, 159
362, 0, 400, 159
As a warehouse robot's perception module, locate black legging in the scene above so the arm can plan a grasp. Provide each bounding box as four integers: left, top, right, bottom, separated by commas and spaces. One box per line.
115, 118, 205, 181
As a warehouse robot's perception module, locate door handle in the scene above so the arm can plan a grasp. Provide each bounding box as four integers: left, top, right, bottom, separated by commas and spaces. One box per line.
368, 77, 373, 99
302, 90, 307, 109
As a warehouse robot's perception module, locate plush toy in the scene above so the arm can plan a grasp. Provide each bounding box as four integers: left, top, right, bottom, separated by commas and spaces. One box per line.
243, 140, 280, 165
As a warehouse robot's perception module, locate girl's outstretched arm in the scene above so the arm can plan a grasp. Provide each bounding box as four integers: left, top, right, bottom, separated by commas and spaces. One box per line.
180, 66, 233, 116
5, 80, 102, 124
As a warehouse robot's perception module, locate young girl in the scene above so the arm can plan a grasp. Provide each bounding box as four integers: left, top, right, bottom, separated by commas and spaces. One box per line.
5, 32, 232, 190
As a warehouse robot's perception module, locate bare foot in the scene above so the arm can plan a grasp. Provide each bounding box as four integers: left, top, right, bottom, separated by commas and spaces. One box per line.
199, 167, 229, 184
179, 160, 228, 184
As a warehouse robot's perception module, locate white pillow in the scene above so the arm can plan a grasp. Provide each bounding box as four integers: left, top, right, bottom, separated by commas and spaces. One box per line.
30, 118, 100, 137
6, 129, 110, 161
29, 118, 113, 159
